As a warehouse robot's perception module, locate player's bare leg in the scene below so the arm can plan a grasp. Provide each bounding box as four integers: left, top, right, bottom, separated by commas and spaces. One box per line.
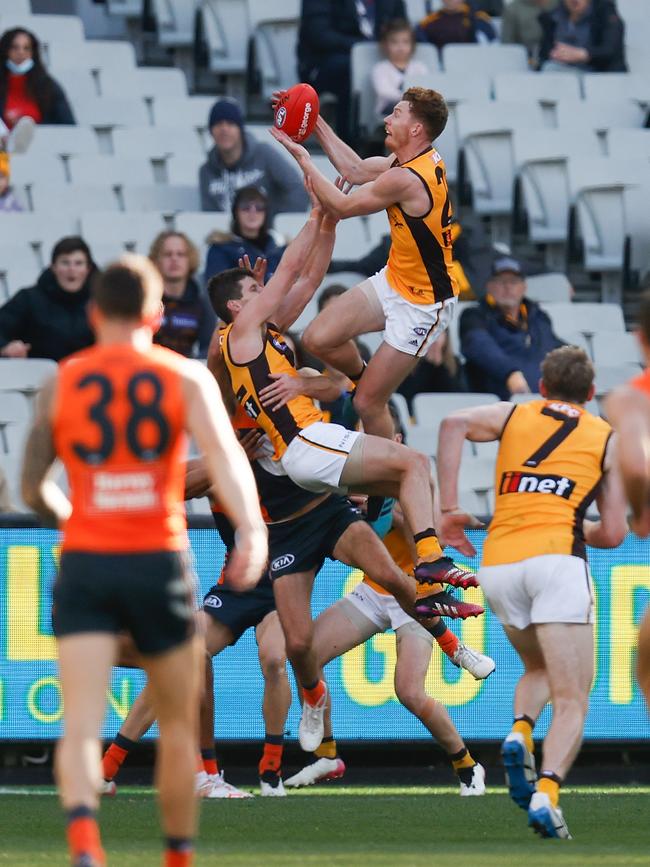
501, 624, 550, 810
256, 612, 291, 795
394, 625, 484, 794
352, 343, 419, 439
302, 282, 385, 380
143, 634, 203, 862
56, 633, 116, 866
637, 607, 650, 710
272, 569, 327, 751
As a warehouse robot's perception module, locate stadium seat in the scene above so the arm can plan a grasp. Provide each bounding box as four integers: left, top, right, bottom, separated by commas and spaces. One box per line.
449, 300, 476, 362
73, 97, 150, 140
112, 127, 205, 162
607, 128, 650, 161
0, 359, 57, 396
513, 128, 601, 259
525, 273, 573, 304
166, 152, 204, 186
45, 68, 98, 104
197, 0, 251, 75
150, 0, 196, 47
248, 0, 300, 99
558, 330, 592, 356
122, 185, 202, 214
322, 272, 365, 289
68, 155, 157, 187
592, 332, 643, 367
594, 364, 642, 396
555, 99, 647, 133
493, 72, 581, 123
174, 211, 231, 258
100, 66, 188, 102
0, 256, 39, 302
623, 185, 650, 284
0, 213, 77, 266
151, 95, 214, 132
458, 456, 495, 516
25, 126, 100, 160
292, 296, 321, 333
456, 101, 545, 227
80, 211, 168, 255
441, 43, 528, 79
582, 73, 649, 104
274, 212, 318, 242
543, 302, 625, 337
359, 331, 383, 356
412, 392, 498, 428
56, 38, 137, 81
0, 0, 31, 15
30, 183, 119, 215
351, 42, 438, 141
332, 218, 374, 260
105, 0, 144, 15
0, 391, 32, 512
88, 241, 132, 268
9, 153, 67, 187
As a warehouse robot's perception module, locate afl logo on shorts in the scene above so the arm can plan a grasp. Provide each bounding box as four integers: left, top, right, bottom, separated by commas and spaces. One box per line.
204, 594, 223, 609
271, 554, 295, 572
275, 107, 287, 128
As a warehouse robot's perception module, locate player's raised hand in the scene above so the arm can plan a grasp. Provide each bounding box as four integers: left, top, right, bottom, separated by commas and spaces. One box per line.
223, 525, 269, 592
270, 89, 288, 110
270, 126, 310, 164
439, 510, 483, 557
239, 254, 268, 286
258, 372, 303, 411
304, 174, 323, 214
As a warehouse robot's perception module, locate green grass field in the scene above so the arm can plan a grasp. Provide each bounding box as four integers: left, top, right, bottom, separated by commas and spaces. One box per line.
1, 785, 648, 866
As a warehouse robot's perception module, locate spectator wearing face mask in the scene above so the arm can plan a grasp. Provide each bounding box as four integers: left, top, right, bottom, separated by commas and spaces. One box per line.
149, 230, 216, 358
0, 236, 95, 361
0, 28, 75, 130
204, 186, 286, 284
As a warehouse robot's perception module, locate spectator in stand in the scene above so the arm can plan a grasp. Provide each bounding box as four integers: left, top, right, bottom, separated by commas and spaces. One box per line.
502, 0, 558, 61
298, 0, 406, 143
372, 20, 430, 118
539, 0, 626, 73
0, 151, 23, 212
417, 0, 496, 54
199, 98, 307, 216
0, 236, 95, 361
204, 186, 286, 285
149, 231, 215, 358
460, 256, 563, 399
397, 332, 466, 412
0, 28, 75, 131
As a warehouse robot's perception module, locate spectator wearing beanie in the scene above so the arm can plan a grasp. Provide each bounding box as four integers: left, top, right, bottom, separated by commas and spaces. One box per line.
204, 186, 286, 284
0, 28, 75, 129
0, 236, 95, 362
199, 98, 308, 216
0, 151, 23, 211
149, 230, 216, 358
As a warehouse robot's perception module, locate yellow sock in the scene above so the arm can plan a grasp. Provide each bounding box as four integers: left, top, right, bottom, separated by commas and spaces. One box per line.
415, 534, 443, 562
537, 776, 560, 807
451, 748, 475, 772
315, 737, 337, 760
512, 718, 534, 754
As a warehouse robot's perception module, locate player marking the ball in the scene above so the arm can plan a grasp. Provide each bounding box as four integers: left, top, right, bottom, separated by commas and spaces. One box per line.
271, 84, 456, 443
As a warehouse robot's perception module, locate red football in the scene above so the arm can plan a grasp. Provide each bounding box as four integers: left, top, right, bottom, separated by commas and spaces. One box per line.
274, 83, 319, 143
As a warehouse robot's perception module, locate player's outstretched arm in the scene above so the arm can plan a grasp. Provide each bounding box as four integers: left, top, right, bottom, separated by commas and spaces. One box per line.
604, 386, 650, 529
314, 115, 393, 184
258, 366, 344, 412
436, 402, 513, 551
583, 433, 629, 547
183, 361, 268, 590
21, 376, 72, 528
232, 191, 323, 335
271, 127, 410, 219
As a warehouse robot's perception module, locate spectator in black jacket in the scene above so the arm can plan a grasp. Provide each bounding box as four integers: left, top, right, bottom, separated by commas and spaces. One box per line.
539, 0, 626, 72
149, 231, 216, 358
298, 0, 406, 143
460, 256, 563, 399
0, 236, 94, 361
0, 28, 75, 130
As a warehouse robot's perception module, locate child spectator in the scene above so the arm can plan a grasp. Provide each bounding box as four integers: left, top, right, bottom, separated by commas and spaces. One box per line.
0, 151, 23, 212
0, 28, 75, 129
204, 186, 286, 284
149, 230, 216, 358
372, 20, 430, 117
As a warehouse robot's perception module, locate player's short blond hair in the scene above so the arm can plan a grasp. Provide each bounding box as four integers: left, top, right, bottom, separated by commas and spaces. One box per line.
541, 345, 594, 405
149, 230, 200, 277
402, 87, 448, 141
92, 254, 163, 321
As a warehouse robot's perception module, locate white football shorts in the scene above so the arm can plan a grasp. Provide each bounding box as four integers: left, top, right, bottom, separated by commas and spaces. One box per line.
364, 266, 456, 357
478, 554, 595, 630
280, 421, 361, 494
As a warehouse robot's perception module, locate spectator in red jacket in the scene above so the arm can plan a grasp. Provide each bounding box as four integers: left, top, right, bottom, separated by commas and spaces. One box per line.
0, 27, 75, 130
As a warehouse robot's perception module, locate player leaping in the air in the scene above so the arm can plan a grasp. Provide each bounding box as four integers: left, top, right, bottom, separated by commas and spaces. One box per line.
271, 87, 456, 442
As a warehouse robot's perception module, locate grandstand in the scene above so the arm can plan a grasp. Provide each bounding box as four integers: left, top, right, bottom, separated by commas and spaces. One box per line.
0, 0, 649, 515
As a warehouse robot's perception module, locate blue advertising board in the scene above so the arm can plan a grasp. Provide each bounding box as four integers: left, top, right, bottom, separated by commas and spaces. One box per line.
1, 527, 649, 741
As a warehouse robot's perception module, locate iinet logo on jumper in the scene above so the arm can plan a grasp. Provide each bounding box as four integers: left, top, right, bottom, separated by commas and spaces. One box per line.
499, 471, 575, 499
